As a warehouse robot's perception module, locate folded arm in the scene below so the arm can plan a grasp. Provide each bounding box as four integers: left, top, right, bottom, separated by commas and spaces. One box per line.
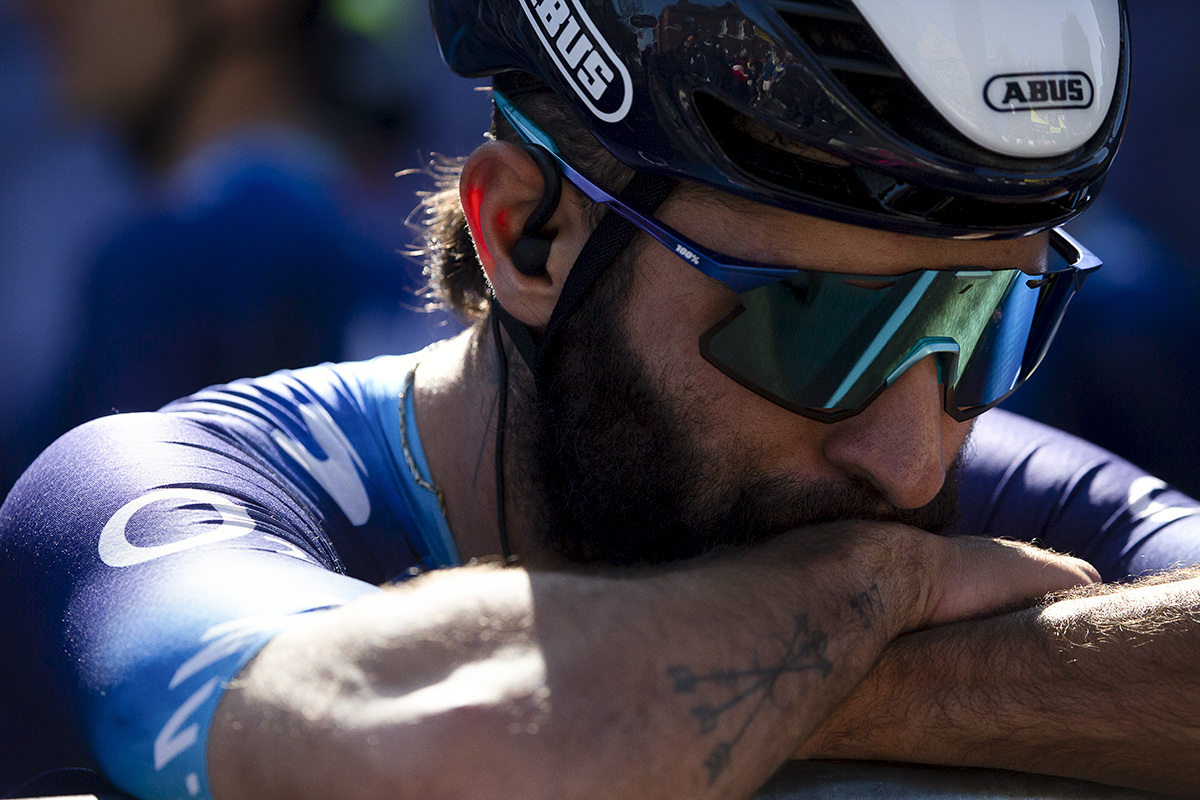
797, 568, 1200, 798
207, 525, 1093, 800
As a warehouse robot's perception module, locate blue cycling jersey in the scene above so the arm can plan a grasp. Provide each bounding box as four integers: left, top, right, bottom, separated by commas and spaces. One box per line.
2, 352, 1199, 799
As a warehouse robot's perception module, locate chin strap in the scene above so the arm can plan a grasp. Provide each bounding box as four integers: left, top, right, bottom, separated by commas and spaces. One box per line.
492, 168, 679, 382
489, 164, 677, 562
490, 307, 517, 563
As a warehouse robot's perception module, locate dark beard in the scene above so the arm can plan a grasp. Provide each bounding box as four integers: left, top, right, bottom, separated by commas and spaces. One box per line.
511, 247, 962, 568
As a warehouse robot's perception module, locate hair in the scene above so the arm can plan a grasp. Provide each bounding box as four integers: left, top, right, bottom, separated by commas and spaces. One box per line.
409, 75, 636, 320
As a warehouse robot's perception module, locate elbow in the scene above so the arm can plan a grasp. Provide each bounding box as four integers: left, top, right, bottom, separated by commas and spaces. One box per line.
208, 641, 556, 800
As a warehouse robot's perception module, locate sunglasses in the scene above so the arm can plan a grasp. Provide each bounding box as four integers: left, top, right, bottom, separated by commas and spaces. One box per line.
495, 91, 1101, 422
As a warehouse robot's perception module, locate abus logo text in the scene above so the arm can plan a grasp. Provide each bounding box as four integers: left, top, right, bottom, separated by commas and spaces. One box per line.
984, 71, 1094, 112
519, 0, 633, 123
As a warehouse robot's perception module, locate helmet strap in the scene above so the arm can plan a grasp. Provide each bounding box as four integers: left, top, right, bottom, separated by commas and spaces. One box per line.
491, 170, 678, 384
488, 169, 676, 562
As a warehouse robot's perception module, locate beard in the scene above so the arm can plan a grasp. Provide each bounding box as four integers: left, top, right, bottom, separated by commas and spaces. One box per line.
509, 245, 962, 568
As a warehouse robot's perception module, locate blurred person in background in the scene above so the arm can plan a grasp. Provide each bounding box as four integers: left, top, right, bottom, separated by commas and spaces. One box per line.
0, 3, 138, 499
0, 0, 483, 498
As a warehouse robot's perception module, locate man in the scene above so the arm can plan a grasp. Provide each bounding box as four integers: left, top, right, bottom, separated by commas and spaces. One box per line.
3, 1, 1200, 799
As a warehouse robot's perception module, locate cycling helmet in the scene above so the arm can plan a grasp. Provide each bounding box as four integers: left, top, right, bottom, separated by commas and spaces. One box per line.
431, 0, 1128, 239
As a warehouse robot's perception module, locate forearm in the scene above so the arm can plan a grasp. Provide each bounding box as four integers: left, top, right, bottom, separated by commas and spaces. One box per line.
209, 524, 925, 800
800, 572, 1200, 797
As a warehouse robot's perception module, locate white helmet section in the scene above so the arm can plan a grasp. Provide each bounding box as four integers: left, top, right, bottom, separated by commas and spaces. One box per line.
854, 0, 1120, 158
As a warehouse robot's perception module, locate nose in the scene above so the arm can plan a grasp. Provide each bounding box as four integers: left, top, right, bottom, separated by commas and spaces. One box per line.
821, 357, 966, 509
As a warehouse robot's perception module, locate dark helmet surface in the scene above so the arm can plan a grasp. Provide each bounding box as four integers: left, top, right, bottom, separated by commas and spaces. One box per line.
432, 0, 1128, 239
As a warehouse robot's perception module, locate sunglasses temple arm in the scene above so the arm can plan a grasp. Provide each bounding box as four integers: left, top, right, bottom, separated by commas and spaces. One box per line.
496, 91, 792, 294
549, 159, 792, 292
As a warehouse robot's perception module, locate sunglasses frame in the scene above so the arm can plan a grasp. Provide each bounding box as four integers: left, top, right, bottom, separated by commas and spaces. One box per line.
494, 91, 1102, 423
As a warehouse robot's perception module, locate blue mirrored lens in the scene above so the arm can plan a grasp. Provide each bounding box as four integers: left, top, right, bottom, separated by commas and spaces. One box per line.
495, 90, 1100, 423
700, 237, 1091, 422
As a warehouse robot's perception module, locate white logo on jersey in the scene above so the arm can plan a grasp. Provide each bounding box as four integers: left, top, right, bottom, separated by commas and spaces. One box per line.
519, 0, 633, 123
99, 488, 255, 568
1126, 476, 1200, 525
260, 533, 318, 563
169, 615, 289, 690
271, 402, 371, 526
154, 601, 350, 792
154, 676, 218, 772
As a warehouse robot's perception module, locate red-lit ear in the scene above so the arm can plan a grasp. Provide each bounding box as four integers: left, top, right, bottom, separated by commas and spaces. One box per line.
460, 141, 588, 329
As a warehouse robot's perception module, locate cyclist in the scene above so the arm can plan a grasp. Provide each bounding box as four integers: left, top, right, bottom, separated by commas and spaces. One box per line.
4, 1, 1199, 798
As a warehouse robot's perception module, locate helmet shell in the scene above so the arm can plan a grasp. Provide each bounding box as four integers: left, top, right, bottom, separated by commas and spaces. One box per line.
431, 0, 1129, 238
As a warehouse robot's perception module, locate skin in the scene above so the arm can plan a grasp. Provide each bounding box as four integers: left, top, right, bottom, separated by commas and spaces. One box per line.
428, 143, 1047, 561
210, 143, 1200, 798
795, 574, 1200, 796
207, 142, 1104, 800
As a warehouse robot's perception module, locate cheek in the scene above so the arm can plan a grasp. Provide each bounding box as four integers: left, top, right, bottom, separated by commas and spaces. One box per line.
625, 277, 824, 455
621, 247, 740, 377
944, 416, 974, 465
702, 377, 830, 466
618, 246, 838, 476
619, 247, 825, 441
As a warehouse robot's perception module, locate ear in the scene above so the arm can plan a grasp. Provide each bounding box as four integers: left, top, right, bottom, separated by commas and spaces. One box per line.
460, 141, 589, 329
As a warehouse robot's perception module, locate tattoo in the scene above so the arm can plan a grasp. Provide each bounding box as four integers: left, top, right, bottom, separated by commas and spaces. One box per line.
669, 614, 833, 785
848, 583, 884, 630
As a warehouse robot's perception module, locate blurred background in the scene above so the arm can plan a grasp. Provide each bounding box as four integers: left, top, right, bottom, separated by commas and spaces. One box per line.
0, 0, 490, 497
1, 0, 1198, 502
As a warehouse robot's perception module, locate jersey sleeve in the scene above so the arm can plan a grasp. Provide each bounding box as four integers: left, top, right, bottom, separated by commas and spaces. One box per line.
9, 367, 1199, 799
955, 408, 1200, 581
0, 356, 438, 800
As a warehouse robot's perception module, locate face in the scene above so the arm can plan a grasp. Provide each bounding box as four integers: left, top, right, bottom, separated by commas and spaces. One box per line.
518, 187, 1048, 567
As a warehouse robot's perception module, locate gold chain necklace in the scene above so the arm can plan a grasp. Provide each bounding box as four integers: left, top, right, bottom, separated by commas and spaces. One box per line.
398, 365, 447, 516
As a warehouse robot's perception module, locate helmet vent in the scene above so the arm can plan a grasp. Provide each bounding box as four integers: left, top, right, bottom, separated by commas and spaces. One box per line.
765, 0, 1051, 171
766, 0, 903, 79
693, 90, 1089, 233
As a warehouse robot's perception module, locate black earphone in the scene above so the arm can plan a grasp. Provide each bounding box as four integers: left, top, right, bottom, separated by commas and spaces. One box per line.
511, 144, 563, 276
511, 235, 553, 276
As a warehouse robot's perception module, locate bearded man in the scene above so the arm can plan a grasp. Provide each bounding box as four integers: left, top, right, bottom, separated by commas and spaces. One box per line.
3, 2, 1200, 799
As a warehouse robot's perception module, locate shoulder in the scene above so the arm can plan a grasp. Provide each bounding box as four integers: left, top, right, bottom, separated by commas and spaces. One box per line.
956, 408, 1200, 580
0, 354, 448, 797
4, 353, 428, 578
